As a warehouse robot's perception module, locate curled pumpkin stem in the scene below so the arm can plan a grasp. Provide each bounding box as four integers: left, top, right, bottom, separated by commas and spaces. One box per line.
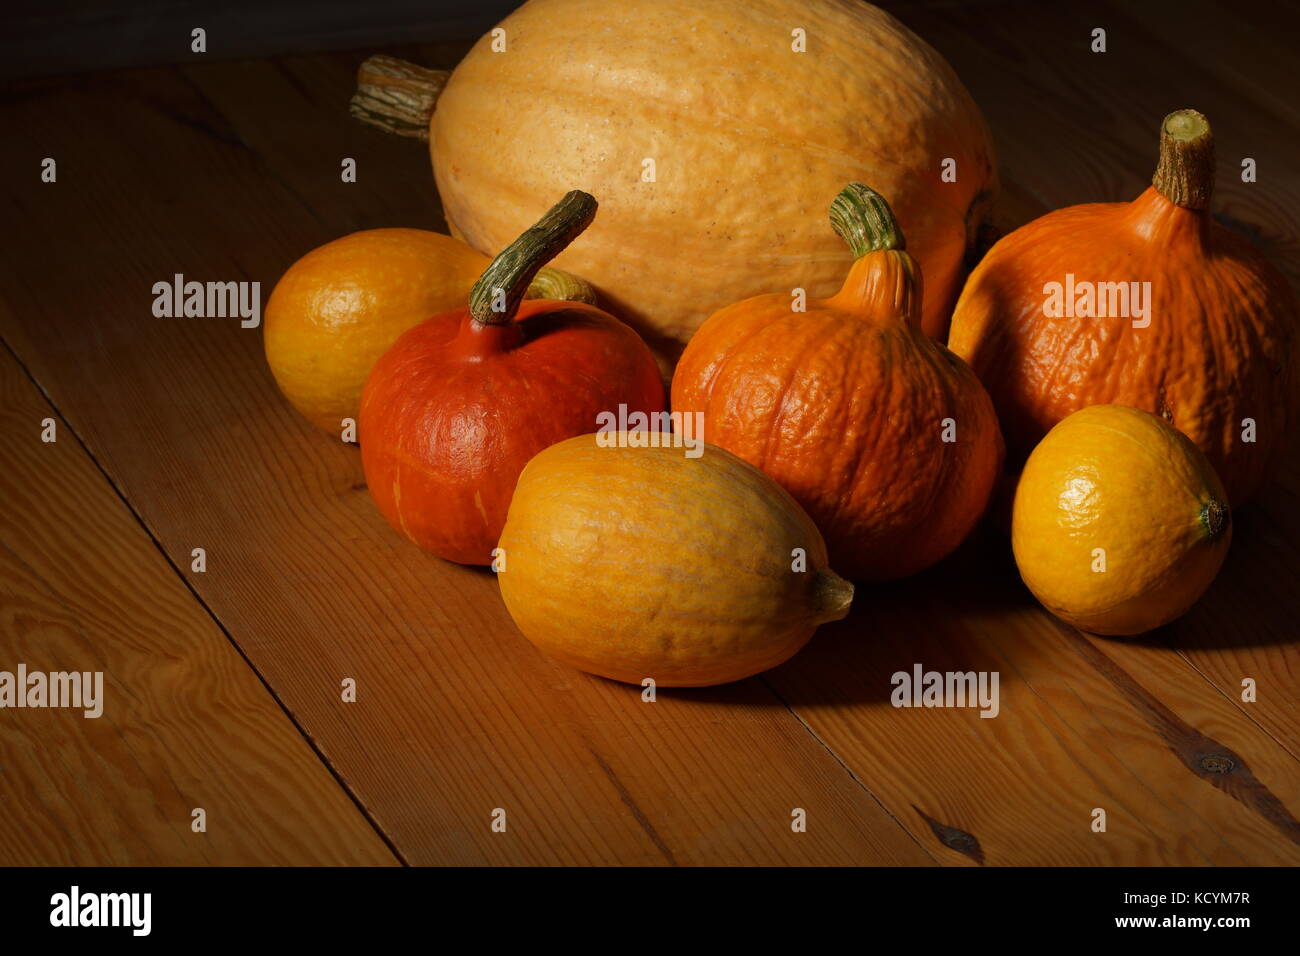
469, 191, 598, 326
525, 266, 598, 305
1153, 108, 1215, 210
830, 182, 906, 257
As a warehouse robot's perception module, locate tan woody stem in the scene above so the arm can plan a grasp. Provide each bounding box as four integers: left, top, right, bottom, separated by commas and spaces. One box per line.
1153, 109, 1215, 210
349, 55, 447, 140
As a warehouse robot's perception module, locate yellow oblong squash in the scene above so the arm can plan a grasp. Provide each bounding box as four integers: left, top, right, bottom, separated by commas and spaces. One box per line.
496, 435, 854, 686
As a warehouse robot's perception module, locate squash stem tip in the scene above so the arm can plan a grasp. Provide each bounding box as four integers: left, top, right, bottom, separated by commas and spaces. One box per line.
1153, 108, 1214, 210
830, 183, 905, 257
526, 266, 598, 305
812, 568, 855, 624
1200, 498, 1228, 539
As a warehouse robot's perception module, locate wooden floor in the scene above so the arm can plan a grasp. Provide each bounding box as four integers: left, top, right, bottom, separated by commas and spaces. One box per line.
2, 0, 1298, 866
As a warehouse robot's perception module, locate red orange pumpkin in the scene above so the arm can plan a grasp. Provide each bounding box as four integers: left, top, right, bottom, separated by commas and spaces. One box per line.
360, 191, 664, 564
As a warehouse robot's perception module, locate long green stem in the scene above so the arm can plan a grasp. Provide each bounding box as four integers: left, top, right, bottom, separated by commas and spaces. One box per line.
469, 191, 597, 326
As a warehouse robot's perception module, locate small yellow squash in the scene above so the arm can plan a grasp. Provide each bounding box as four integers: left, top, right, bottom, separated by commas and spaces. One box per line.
1012, 405, 1231, 635
496, 435, 854, 686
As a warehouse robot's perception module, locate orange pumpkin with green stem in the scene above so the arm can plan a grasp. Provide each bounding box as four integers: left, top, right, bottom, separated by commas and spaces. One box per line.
264, 228, 593, 436
948, 109, 1300, 505
360, 191, 664, 564
672, 184, 1003, 581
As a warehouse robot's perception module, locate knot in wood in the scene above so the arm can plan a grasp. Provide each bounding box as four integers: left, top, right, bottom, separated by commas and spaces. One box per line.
1198, 753, 1236, 774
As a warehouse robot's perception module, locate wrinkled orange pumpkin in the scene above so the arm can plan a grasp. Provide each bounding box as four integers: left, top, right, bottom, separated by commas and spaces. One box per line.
355, 0, 998, 347
948, 109, 1300, 505
672, 184, 1004, 581
360, 191, 664, 564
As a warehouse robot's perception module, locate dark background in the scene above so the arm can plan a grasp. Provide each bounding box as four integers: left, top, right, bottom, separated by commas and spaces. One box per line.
1, 0, 519, 78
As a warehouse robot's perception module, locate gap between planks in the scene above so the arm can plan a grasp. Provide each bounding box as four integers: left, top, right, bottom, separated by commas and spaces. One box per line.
0, 332, 408, 867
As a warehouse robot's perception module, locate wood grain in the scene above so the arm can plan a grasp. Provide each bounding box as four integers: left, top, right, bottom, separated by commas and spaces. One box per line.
763, 533, 1300, 866
0, 0, 1296, 866
0, 345, 395, 865
0, 61, 929, 866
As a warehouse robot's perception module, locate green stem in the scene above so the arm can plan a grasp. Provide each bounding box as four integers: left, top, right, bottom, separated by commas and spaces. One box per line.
830, 183, 905, 257
1153, 109, 1214, 210
469, 191, 597, 326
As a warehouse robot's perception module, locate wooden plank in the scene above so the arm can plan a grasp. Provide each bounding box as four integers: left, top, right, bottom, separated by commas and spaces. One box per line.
0, 345, 395, 865
178, 49, 454, 239
743, 0, 1300, 865
762, 532, 1300, 866
888, 0, 1300, 758
882, 0, 1300, 280
0, 63, 930, 866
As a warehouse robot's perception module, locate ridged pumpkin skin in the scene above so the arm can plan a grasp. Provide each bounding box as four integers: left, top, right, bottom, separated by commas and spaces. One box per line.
430, 0, 996, 348
1012, 405, 1231, 636
949, 110, 1299, 505
360, 193, 664, 565
672, 186, 1004, 581
265, 229, 489, 434
497, 437, 854, 686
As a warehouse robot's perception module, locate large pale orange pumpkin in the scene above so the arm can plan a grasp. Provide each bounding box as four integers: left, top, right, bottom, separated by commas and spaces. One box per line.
948, 109, 1300, 505
672, 185, 1003, 581
365, 0, 996, 349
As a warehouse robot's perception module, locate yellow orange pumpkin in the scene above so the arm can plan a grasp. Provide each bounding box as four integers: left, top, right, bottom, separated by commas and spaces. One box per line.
496, 436, 854, 686
264, 228, 591, 435
1012, 405, 1231, 636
